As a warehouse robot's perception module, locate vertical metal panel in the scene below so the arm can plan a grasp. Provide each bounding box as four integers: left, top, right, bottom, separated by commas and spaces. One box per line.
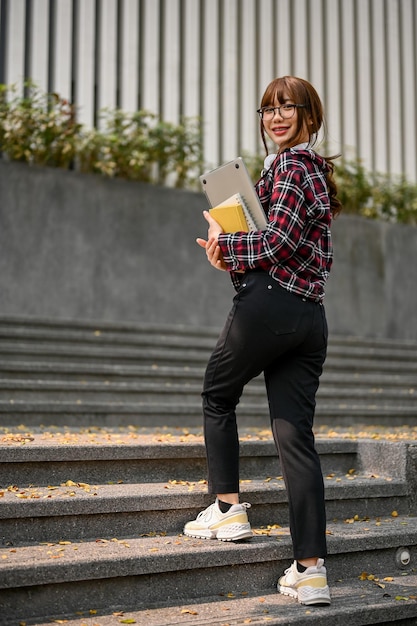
201, 0, 220, 167
239, 0, 258, 156
141, 0, 160, 113
73, 0, 96, 127
29, 0, 48, 91
308, 0, 325, 105
5, 0, 25, 90
339, 0, 358, 157
182, 0, 201, 118
0, 0, 7, 84
355, 0, 374, 170
96, 0, 118, 117
323, 0, 342, 156
275, 0, 292, 75
257, 0, 277, 94
291, 0, 309, 78
399, 0, 417, 180
52, 0, 72, 100
371, 0, 388, 174
119, 0, 139, 113
160, 0, 181, 122
257, 0, 277, 155
220, 0, 239, 161
385, 0, 403, 178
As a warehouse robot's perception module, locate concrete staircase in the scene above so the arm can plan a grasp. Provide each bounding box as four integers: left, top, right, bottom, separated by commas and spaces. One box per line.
0, 316, 417, 625
0, 316, 416, 429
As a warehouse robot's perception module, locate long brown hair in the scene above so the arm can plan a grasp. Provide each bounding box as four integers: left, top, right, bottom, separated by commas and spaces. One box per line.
259, 76, 342, 217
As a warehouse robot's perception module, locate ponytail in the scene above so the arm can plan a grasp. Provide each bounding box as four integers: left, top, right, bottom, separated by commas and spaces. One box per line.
324, 156, 342, 218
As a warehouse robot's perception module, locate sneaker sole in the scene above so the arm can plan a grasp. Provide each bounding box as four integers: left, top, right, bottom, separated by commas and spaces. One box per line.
183, 523, 252, 542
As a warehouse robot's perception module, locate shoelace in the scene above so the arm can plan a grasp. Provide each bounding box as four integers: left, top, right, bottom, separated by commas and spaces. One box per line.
196, 501, 251, 521
196, 503, 216, 521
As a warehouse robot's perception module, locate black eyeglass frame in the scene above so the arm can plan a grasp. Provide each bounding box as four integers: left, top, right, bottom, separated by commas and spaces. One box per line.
256, 104, 307, 119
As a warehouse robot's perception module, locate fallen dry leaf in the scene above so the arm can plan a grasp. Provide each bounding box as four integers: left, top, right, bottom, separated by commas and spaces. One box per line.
180, 609, 198, 615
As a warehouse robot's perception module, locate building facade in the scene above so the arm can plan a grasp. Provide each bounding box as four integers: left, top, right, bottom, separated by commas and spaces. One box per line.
1, 0, 416, 180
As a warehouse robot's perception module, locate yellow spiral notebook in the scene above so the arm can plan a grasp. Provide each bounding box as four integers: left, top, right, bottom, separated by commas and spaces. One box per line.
209, 193, 250, 233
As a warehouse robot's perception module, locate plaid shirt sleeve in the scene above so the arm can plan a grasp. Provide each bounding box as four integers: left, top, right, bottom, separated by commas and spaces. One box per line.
217, 151, 333, 300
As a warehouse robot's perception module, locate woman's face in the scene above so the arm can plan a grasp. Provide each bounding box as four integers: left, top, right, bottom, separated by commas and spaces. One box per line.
262, 93, 311, 148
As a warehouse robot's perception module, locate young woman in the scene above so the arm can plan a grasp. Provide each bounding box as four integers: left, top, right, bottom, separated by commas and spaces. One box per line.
184, 76, 341, 606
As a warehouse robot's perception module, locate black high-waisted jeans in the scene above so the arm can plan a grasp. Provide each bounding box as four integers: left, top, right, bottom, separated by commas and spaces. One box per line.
202, 271, 328, 559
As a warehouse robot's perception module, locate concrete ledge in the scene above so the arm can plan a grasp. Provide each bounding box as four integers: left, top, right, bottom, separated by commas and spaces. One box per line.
2, 161, 417, 340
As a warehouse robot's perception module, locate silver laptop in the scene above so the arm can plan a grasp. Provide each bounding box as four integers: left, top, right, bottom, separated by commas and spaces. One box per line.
200, 157, 267, 230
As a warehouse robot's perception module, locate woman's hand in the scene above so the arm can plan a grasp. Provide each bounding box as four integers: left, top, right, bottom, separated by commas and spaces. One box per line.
196, 211, 227, 271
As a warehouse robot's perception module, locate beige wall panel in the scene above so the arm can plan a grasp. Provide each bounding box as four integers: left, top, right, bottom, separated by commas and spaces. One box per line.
97, 0, 118, 117
400, 0, 417, 180
371, 0, 388, 174
340, 0, 358, 156
53, 0, 72, 101
119, 0, 139, 113
219, 0, 240, 162
182, 0, 201, 118
29, 0, 49, 92
323, 0, 342, 156
355, 0, 374, 169
307, 0, 325, 109
239, 0, 258, 156
386, 0, 403, 177
291, 0, 309, 79
75, 0, 96, 127
5, 0, 25, 90
201, 0, 220, 168
141, 0, 160, 114
275, 0, 292, 75
161, 0, 181, 123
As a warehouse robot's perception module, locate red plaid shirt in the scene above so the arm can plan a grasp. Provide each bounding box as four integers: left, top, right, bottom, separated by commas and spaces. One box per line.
218, 148, 333, 301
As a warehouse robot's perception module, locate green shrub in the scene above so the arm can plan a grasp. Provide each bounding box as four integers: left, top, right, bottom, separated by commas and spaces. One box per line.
0, 82, 81, 168
0, 83, 203, 188
334, 159, 417, 225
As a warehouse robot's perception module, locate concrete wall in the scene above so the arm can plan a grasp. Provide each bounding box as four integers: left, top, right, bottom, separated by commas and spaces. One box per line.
1, 160, 416, 341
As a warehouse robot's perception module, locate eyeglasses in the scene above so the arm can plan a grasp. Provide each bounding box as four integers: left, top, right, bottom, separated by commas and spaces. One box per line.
256, 104, 307, 120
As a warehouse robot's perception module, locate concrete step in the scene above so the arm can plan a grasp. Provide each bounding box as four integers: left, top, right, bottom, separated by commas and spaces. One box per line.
0, 378, 415, 407
0, 477, 409, 546
1, 318, 417, 624
0, 360, 416, 390
1, 315, 417, 355
0, 435, 360, 483
1, 516, 417, 624
0, 399, 416, 428
0, 436, 413, 545
1, 340, 417, 372
22, 577, 417, 626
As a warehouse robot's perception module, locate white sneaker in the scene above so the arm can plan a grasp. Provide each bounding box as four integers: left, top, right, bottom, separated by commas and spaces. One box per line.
277, 559, 331, 605
183, 499, 252, 541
